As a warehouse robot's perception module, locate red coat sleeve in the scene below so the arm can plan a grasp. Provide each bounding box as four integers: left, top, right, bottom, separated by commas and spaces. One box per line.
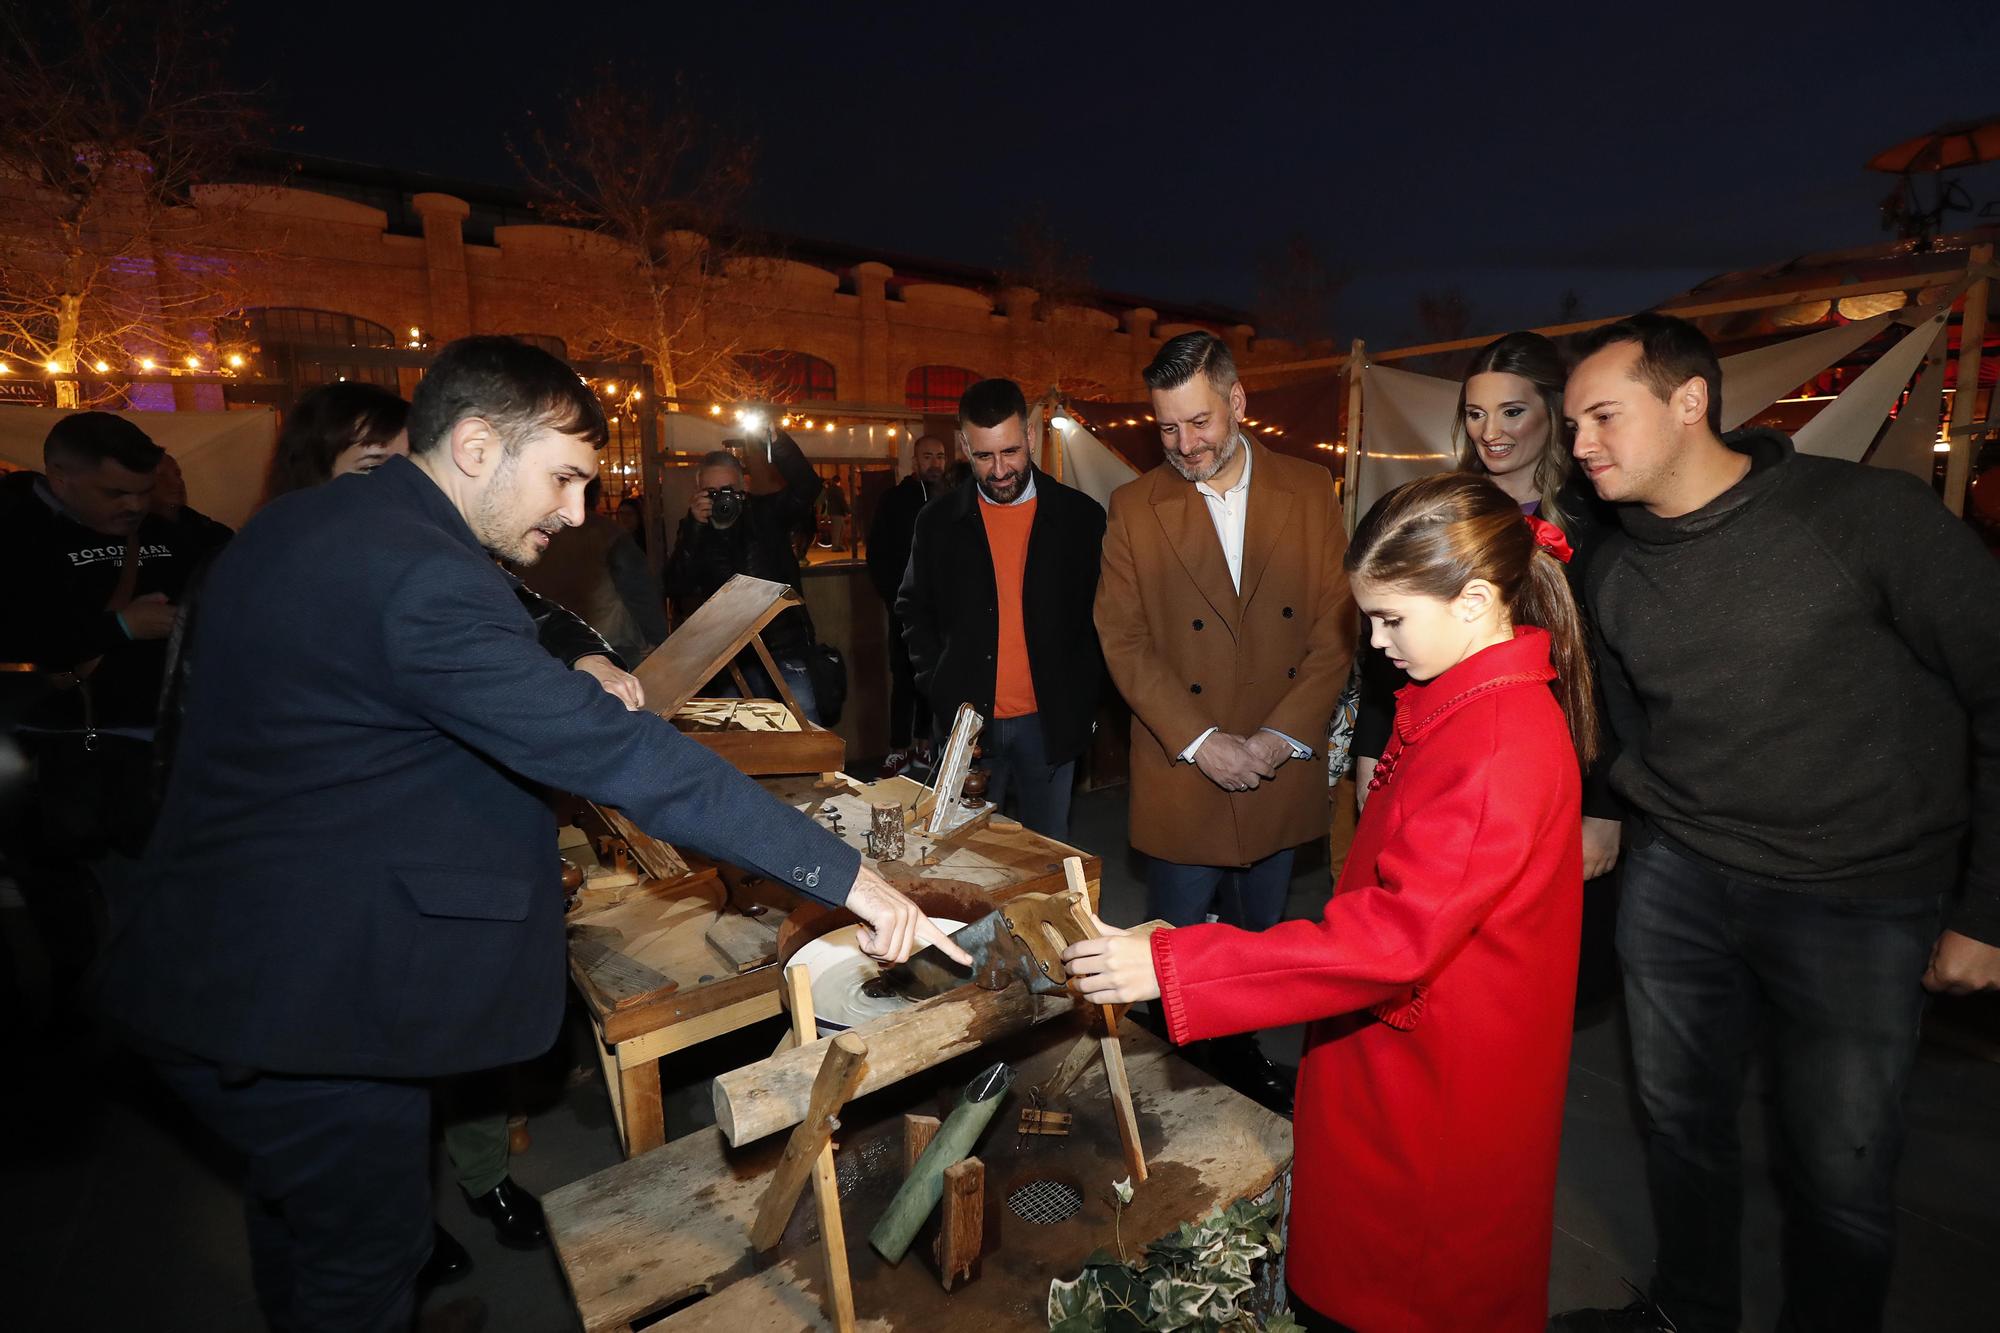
1153, 698, 1565, 1045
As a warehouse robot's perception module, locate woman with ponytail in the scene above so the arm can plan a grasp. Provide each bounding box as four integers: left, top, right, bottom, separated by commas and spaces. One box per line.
1353, 330, 1624, 1006
1066, 471, 1593, 1332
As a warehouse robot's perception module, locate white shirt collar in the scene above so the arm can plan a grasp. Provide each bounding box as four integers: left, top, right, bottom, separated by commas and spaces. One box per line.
1195, 435, 1252, 501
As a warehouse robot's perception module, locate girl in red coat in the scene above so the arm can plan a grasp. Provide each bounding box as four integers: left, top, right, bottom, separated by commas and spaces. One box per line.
1066, 472, 1597, 1332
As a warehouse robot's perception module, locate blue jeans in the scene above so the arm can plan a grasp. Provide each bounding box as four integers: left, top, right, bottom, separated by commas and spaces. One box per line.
1617, 836, 1940, 1333
1146, 847, 1297, 930
149, 1057, 433, 1333
982, 713, 1075, 842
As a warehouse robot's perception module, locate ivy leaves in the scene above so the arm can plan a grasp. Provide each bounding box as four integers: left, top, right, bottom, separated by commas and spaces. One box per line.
1043, 1197, 1296, 1333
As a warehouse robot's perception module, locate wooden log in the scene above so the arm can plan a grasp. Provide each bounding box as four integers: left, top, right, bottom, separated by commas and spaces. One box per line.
867, 1062, 1012, 1263
902, 1114, 940, 1175
933, 1157, 985, 1291
712, 981, 1061, 1146
749, 1031, 869, 1252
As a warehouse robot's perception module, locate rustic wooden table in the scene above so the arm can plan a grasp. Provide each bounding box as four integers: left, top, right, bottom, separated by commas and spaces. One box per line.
545, 1020, 1293, 1332
566, 774, 1104, 1156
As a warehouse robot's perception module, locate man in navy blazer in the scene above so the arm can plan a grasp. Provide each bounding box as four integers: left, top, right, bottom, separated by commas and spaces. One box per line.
96, 337, 961, 1332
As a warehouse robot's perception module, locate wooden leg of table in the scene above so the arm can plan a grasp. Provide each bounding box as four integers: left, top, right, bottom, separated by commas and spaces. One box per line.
597, 1036, 666, 1158
617, 1060, 666, 1157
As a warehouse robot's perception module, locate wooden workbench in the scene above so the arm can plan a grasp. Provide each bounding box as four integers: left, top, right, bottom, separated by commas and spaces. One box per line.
567, 774, 1104, 1156
545, 1020, 1293, 1332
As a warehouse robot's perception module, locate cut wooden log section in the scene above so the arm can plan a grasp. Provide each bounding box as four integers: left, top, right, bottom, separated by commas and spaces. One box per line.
902, 1114, 940, 1175
713, 980, 1062, 1146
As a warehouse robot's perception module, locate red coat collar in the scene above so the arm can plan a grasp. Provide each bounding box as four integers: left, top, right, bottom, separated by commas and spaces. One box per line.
1394, 626, 1556, 745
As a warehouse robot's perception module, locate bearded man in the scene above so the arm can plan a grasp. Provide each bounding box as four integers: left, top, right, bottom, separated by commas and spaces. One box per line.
96, 337, 959, 1331
1094, 331, 1355, 1114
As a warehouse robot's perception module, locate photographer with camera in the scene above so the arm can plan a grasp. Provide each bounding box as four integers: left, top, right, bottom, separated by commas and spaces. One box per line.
667, 425, 838, 722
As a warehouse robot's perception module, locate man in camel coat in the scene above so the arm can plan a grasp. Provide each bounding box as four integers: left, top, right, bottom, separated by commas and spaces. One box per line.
1095, 331, 1355, 1111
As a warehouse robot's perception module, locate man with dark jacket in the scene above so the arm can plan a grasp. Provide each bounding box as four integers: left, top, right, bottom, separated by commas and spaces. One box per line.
867, 433, 950, 775
667, 426, 825, 718
0, 414, 229, 999
897, 380, 1105, 840
95, 338, 960, 1332
1549, 315, 2000, 1333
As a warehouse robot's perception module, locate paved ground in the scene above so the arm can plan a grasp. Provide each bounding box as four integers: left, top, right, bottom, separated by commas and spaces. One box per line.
3, 781, 1996, 1330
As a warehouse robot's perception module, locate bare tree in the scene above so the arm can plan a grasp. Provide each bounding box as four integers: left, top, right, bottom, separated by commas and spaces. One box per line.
514, 72, 768, 405
1254, 232, 1347, 345
0, 0, 263, 407
1000, 207, 1106, 401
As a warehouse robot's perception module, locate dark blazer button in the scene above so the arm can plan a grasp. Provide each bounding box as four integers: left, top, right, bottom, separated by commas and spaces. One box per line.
1282, 606, 1295, 618
1189, 683, 1202, 695
1192, 618, 1204, 630
1287, 667, 1298, 678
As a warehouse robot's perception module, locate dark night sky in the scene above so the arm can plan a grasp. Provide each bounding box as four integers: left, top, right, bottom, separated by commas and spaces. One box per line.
226, 1, 2000, 348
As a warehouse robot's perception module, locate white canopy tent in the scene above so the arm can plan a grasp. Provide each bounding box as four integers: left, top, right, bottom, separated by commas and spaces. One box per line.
1347, 287, 1967, 525
0, 407, 278, 530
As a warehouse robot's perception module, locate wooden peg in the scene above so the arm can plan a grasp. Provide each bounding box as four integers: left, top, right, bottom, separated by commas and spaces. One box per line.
902, 1113, 941, 1175
932, 1157, 985, 1291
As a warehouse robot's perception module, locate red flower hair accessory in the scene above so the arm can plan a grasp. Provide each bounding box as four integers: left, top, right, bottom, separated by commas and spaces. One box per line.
1525, 514, 1572, 564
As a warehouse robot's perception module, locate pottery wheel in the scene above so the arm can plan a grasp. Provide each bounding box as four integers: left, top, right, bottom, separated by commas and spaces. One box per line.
793, 919, 964, 1033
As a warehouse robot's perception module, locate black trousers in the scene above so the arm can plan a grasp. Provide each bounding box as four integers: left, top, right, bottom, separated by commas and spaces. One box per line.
150, 1055, 433, 1333
885, 611, 925, 751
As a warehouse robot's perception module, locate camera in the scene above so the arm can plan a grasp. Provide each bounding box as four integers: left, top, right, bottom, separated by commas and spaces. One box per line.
704, 485, 745, 529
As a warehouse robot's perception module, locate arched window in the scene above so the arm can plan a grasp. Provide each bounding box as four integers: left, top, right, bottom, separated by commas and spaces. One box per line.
223, 308, 398, 389
735, 349, 836, 404
904, 365, 979, 414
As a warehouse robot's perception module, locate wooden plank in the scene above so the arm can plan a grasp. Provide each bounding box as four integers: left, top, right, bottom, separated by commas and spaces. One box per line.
590, 803, 692, 882
688, 725, 845, 777
705, 913, 781, 973
613, 990, 783, 1068
569, 929, 677, 1012
749, 1031, 869, 1252
1035, 1033, 1102, 1103
933, 1158, 984, 1292
631, 575, 796, 717
785, 965, 858, 1333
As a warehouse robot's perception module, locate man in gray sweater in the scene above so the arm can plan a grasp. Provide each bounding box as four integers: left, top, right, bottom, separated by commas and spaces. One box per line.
1549, 314, 2000, 1333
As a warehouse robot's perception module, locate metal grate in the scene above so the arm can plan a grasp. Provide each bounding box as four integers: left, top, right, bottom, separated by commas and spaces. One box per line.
1008, 1178, 1083, 1225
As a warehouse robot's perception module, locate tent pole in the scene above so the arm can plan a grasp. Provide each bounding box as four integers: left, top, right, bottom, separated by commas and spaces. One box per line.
1342, 338, 1365, 535
1944, 243, 1992, 516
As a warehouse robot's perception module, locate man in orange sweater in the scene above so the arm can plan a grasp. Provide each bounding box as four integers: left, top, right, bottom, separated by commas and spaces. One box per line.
896, 379, 1105, 840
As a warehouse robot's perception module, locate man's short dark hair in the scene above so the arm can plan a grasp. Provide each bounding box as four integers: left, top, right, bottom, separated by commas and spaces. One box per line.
958, 378, 1028, 432
405, 336, 609, 457
698, 449, 744, 477
44, 411, 163, 472
1571, 313, 1724, 434
914, 433, 947, 451
1144, 331, 1237, 395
